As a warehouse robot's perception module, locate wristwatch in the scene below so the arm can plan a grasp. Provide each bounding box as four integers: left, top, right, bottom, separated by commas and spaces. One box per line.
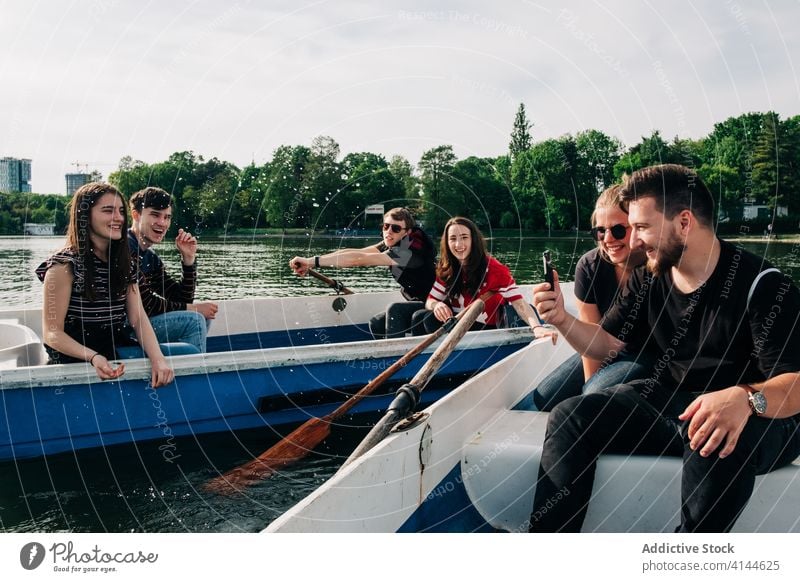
741, 384, 767, 416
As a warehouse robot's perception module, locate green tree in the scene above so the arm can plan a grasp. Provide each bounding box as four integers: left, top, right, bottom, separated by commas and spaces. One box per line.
613, 130, 672, 179
263, 145, 312, 229
697, 162, 741, 223
670, 137, 704, 169
233, 163, 271, 230
511, 135, 595, 231
388, 155, 418, 199
306, 136, 344, 227
451, 156, 511, 228
780, 115, 800, 216
418, 145, 459, 231
509, 103, 533, 159
702, 112, 771, 213
752, 112, 800, 215
575, 129, 623, 192
109, 157, 151, 195
499, 211, 515, 228
336, 152, 405, 229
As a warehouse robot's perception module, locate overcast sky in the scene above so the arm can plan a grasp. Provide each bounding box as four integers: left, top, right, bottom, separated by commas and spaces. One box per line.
1, 0, 798, 194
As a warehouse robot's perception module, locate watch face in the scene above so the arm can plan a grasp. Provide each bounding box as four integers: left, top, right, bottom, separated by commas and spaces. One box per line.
750, 391, 767, 415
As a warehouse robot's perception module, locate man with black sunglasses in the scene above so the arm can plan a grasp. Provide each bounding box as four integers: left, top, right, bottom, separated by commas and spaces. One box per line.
530, 164, 800, 533
289, 207, 435, 338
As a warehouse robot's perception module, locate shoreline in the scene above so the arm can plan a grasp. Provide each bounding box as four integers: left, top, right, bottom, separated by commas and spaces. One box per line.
3, 233, 800, 243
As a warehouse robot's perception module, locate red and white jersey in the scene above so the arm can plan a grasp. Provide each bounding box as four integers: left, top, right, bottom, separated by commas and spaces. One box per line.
428, 256, 523, 326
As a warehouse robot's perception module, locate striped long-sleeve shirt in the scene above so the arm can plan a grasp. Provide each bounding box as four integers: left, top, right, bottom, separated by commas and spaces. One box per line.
128, 232, 196, 316
36, 248, 139, 363
427, 256, 523, 326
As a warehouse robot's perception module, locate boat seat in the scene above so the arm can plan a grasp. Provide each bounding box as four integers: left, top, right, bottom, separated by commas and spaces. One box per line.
0, 322, 48, 369
461, 409, 800, 532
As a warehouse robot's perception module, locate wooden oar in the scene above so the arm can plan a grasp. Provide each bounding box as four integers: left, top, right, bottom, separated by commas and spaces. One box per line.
307, 268, 354, 295
203, 300, 482, 495
339, 298, 485, 470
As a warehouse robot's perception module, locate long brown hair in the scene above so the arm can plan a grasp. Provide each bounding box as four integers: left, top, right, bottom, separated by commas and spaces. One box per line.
436, 217, 488, 298
66, 182, 132, 300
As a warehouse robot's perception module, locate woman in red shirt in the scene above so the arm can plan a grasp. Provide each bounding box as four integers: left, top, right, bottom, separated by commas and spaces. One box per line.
412, 217, 552, 338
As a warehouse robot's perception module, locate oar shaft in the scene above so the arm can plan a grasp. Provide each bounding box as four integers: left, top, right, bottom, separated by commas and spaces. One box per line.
320, 313, 458, 422
307, 268, 354, 295
341, 298, 485, 467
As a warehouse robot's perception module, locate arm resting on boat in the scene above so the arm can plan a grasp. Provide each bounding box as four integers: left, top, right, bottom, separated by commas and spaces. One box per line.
507, 297, 557, 342
126, 283, 174, 388
41, 264, 125, 379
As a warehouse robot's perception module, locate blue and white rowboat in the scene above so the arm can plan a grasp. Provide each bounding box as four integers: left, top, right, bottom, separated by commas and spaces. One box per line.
0, 290, 536, 462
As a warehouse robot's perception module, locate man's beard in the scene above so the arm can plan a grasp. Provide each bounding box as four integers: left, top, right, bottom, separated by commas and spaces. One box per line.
646, 232, 685, 276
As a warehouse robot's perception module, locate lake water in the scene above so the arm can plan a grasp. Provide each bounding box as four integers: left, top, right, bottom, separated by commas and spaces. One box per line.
5, 233, 799, 307
2, 233, 799, 532
0, 233, 599, 307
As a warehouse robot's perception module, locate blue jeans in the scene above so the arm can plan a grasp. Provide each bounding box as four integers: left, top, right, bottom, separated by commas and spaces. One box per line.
518, 350, 653, 411
149, 310, 209, 353
117, 342, 200, 359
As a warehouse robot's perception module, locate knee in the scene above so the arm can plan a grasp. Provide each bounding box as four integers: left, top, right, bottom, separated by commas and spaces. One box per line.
386, 303, 403, 318
547, 393, 610, 432
411, 309, 427, 323
369, 313, 386, 338
187, 310, 207, 328
410, 309, 430, 336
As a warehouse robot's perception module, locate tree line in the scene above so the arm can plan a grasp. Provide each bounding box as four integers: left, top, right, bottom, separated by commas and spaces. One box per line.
2, 108, 798, 236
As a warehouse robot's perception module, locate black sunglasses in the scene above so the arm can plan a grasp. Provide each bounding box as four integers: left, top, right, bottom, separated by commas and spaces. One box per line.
591, 224, 628, 241
382, 223, 405, 233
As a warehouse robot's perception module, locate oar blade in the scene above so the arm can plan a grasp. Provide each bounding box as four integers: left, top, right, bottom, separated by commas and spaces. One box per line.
206, 322, 454, 493
203, 417, 333, 495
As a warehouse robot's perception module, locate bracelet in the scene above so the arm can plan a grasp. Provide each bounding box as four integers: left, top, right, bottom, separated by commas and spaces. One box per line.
314, 256, 321, 268
89, 353, 100, 367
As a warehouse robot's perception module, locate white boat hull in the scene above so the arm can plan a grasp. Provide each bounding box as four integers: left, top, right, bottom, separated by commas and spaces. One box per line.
268, 284, 800, 533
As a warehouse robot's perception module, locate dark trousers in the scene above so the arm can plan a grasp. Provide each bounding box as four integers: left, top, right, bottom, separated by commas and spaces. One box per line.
528, 382, 800, 533
369, 301, 425, 339
410, 308, 492, 336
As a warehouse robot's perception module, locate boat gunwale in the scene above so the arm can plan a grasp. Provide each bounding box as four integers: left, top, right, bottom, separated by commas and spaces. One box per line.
0, 327, 536, 391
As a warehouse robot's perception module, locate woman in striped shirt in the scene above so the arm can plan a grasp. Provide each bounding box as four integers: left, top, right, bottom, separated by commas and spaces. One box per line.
412, 216, 554, 339
36, 183, 174, 388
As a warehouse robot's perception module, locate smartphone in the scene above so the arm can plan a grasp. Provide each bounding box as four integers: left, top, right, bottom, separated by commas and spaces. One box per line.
542, 250, 555, 288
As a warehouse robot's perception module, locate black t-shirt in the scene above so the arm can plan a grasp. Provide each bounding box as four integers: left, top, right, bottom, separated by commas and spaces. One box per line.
378, 227, 436, 301
574, 248, 621, 316
601, 239, 800, 392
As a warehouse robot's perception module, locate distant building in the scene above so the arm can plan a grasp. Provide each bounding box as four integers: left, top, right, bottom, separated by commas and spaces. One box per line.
0, 157, 32, 193
742, 204, 788, 221
23, 223, 55, 236
65, 173, 92, 196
